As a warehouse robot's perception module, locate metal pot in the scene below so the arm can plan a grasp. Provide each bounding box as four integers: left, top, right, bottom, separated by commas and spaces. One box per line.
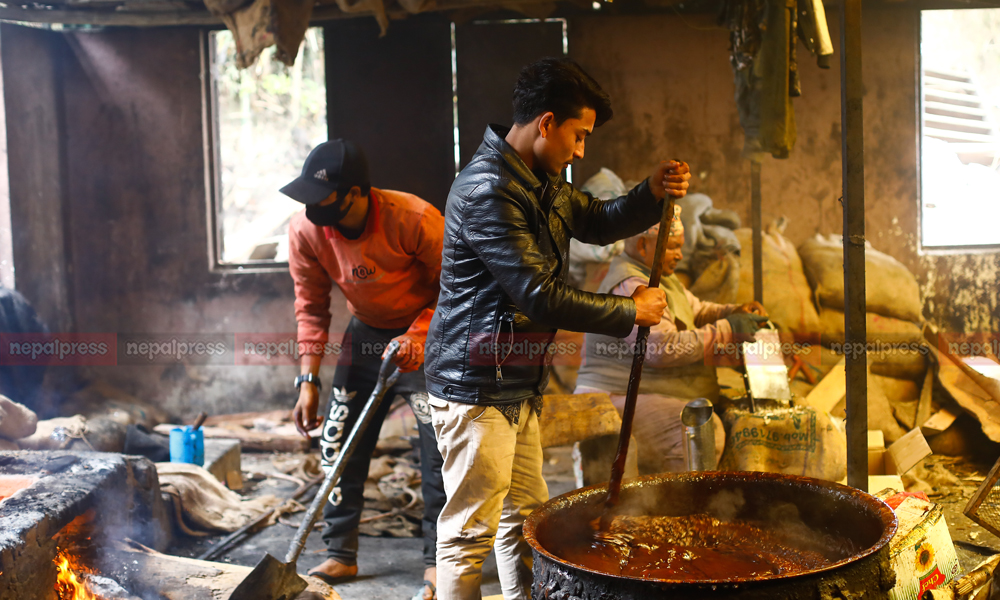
525, 471, 897, 600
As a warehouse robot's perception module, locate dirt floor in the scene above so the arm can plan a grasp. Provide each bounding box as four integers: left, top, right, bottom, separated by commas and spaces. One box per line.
921, 454, 1000, 572
169, 446, 579, 600
168, 448, 1000, 600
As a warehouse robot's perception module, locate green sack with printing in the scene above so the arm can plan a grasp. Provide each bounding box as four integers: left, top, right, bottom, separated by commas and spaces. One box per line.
718, 402, 846, 482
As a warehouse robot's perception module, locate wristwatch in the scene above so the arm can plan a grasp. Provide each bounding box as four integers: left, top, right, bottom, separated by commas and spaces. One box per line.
294, 373, 322, 391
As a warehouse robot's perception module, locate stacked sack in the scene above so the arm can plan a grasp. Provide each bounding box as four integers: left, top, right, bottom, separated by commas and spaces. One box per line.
728, 226, 927, 444
733, 220, 823, 337
797, 234, 928, 443
566, 168, 626, 291
798, 234, 927, 382
676, 193, 743, 304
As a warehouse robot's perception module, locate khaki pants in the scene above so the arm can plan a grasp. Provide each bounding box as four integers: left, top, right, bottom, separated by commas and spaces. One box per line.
428, 396, 548, 600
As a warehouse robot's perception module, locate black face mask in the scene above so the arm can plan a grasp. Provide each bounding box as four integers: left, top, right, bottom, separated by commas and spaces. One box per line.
305, 194, 352, 227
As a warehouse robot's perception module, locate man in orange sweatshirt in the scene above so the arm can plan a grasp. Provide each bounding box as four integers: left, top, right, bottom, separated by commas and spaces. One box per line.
282, 139, 444, 600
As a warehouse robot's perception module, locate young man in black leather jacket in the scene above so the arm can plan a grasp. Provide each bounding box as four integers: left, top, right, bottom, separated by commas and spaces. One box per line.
423, 57, 691, 600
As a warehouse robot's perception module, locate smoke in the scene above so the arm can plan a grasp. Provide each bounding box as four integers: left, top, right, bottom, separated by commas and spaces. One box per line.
62, 456, 172, 600
706, 488, 745, 522
759, 501, 858, 561
610, 484, 671, 518
81, 573, 143, 600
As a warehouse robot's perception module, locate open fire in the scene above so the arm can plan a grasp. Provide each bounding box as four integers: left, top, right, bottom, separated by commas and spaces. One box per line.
0, 453, 167, 600
54, 549, 100, 600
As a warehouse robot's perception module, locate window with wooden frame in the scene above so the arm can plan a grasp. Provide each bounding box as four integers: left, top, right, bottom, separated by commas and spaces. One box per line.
920, 9, 1000, 250
204, 27, 327, 269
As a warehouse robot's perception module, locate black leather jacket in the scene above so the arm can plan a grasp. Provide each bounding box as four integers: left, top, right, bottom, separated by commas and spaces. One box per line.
424, 125, 663, 405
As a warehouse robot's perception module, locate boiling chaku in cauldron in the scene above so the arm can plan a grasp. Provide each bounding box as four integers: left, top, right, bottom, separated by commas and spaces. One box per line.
556, 512, 841, 581
526, 471, 898, 600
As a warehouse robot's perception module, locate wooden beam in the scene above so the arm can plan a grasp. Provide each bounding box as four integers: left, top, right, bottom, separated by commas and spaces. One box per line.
0, 0, 568, 26
840, 0, 868, 492
153, 424, 311, 453
0, 5, 222, 25
104, 540, 339, 599
0, 2, 376, 25
750, 159, 763, 305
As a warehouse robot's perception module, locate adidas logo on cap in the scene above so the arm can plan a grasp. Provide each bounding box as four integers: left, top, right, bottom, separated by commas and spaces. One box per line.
314, 168, 328, 181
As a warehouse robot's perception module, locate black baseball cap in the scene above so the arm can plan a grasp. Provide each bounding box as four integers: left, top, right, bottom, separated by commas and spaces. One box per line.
279, 140, 370, 206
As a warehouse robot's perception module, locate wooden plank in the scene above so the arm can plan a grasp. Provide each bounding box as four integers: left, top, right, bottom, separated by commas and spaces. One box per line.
886, 428, 932, 475
537, 393, 622, 449
105, 540, 339, 599
868, 430, 885, 475
201, 410, 290, 428
929, 346, 1000, 443
921, 408, 959, 436
804, 357, 847, 414
915, 368, 935, 429
154, 424, 310, 453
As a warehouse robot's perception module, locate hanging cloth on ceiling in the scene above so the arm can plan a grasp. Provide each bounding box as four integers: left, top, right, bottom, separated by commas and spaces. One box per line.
721, 0, 834, 160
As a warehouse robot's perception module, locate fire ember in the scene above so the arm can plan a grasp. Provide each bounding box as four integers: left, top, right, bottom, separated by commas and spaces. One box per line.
54, 549, 98, 600
0, 451, 168, 600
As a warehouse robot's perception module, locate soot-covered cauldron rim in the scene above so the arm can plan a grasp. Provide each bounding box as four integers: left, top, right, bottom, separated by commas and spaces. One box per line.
524, 470, 898, 587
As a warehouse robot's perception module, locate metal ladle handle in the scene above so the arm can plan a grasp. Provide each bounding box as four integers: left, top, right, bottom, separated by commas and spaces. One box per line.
284, 340, 401, 564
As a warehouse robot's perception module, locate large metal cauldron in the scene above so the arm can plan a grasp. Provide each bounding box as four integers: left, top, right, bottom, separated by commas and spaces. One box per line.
525, 471, 897, 600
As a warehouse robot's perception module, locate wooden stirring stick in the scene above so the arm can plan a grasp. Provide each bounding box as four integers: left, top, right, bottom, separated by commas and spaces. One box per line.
603, 193, 677, 515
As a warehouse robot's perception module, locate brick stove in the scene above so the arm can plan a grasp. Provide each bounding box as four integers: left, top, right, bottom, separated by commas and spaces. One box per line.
0, 451, 170, 600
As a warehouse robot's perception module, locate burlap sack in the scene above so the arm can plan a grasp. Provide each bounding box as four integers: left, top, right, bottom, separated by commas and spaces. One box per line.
798, 234, 922, 323
870, 351, 928, 381
734, 228, 822, 335
156, 462, 279, 533
828, 365, 909, 442
817, 307, 929, 382
873, 374, 921, 404
718, 403, 846, 482
17, 415, 87, 450
0, 394, 38, 440
689, 252, 740, 304
818, 308, 924, 346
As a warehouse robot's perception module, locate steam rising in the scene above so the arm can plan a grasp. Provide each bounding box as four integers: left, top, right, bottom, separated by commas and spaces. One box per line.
707, 489, 745, 522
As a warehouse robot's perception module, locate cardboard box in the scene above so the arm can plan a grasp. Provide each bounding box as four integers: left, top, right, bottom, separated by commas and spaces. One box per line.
868, 429, 932, 476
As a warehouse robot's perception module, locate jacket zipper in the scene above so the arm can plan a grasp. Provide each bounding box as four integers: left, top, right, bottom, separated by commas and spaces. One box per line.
494, 309, 514, 386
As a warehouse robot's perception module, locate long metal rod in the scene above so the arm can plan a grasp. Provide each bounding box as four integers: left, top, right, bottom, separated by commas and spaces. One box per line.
285, 362, 401, 563
840, 0, 868, 491
750, 160, 763, 305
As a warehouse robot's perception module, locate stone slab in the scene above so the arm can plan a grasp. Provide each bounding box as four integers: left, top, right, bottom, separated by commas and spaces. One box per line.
203, 438, 242, 489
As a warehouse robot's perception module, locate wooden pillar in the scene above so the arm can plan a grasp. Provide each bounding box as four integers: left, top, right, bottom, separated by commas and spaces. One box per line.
1, 24, 75, 332
750, 160, 763, 305
325, 16, 455, 213
840, 0, 868, 491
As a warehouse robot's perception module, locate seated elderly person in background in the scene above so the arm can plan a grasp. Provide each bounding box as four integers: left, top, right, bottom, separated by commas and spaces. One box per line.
573, 207, 768, 474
